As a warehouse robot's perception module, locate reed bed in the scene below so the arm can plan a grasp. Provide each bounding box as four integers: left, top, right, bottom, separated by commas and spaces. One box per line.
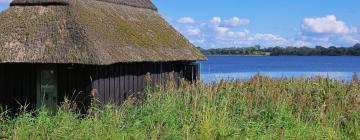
0, 75, 359, 139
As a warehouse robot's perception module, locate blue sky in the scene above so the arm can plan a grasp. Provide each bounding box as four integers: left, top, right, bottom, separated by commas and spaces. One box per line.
1, 0, 360, 48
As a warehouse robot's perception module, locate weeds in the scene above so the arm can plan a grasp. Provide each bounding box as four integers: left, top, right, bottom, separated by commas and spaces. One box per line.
0, 75, 359, 139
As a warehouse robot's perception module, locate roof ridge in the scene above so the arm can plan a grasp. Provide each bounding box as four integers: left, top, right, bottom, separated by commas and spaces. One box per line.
10, 0, 157, 11
10, 0, 70, 6
97, 0, 157, 11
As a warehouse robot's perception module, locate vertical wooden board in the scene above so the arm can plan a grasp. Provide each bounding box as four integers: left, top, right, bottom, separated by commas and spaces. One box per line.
114, 64, 120, 105
12, 64, 18, 108
159, 63, 163, 86
77, 66, 84, 99
137, 63, 142, 93
91, 66, 98, 94
149, 63, 153, 88
3, 64, 9, 109
109, 65, 115, 104
22, 64, 29, 104
154, 63, 157, 87
103, 66, 110, 104
156, 63, 161, 86
58, 65, 66, 102
29, 64, 37, 109
134, 64, 139, 94
119, 64, 125, 103
195, 63, 198, 81
80, 66, 91, 109
102, 66, 108, 104
73, 66, 79, 99
14, 65, 21, 104
167, 62, 171, 85
70, 67, 75, 96
128, 64, 134, 98
154, 63, 158, 86
175, 63, 181, 85
146, 63, 152, 88
8, 65, 15, 108
16, 65, 22, 102
80, 66, 87, 100
159, 63, 163, 87
97, 66, 104, 104
91, 66, 100, 104
74, 66, 81, 99
0, 64, 4, 104
62, 65, 69, 98
131, 64, 136, 96
67, 66, 74, 100
77, 66, 87, 105
185, 65, 190, 82
192, 65, 196, 82
123, 64, 129, 99
0, 64, 4, 102
161, 63, 166, 88
3, 64, 9, 108
138, 63, 144, 92
67, 67, 72, 96
132, 64, 136, 96
150, 63, 155, 87
171, 62, 176, 84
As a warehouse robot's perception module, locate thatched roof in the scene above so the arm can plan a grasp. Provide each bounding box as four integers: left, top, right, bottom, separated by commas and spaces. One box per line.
0, 0, 205, 65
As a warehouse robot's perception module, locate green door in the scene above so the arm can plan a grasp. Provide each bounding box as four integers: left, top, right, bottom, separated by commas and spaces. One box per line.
37, 65, 58, 112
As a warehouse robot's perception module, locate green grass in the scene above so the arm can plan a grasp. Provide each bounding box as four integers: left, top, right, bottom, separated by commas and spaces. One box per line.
0, 75, 359, 139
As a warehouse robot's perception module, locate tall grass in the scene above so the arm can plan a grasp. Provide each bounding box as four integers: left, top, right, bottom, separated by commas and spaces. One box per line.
0, 75, 359, 139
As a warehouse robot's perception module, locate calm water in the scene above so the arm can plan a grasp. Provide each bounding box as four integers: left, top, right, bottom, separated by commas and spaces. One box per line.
200, 56, 360, 83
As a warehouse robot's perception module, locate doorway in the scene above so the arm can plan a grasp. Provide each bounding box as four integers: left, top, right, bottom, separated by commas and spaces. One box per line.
36, 65, 58, 112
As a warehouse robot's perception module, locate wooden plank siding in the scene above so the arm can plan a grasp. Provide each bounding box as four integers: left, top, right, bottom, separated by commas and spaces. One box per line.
0, 64, 37, 113
0, 61, 200, 112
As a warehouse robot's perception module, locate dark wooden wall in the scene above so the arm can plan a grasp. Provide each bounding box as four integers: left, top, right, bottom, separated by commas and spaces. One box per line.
90, 62, 196, 105
0, 64, 37, 112
0, 62, 199, 112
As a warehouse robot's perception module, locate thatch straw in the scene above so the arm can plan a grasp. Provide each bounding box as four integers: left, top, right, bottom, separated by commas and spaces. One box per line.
0, 0, 206, 65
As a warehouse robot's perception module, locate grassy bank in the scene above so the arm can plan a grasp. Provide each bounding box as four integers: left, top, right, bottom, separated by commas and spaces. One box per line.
0, 76, 359, 139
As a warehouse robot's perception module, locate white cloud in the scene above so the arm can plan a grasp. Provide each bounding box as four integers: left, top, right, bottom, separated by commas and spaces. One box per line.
223, 17, 250, 27
176, 16, 287, 48
0, 0, 11, 4
227, 30, 249, 38
210, 16, 249, 27
177, 17, 195, 24
299, 15, 360, 46
174, 15, 359, 48
251, 33, 286, 42
210, 17, 222, 26
186, 27, 201, 36
302, 15, 357, 34
214, 27, 229, 35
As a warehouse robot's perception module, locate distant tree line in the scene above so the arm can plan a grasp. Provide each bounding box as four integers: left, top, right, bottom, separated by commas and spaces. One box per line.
199, 43, 360, 56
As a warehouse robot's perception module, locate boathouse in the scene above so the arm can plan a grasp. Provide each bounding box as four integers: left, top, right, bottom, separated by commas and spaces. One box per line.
0, 0, 206, 112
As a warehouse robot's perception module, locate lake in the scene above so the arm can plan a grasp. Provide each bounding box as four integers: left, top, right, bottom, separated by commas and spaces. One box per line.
200, 56, 360, 83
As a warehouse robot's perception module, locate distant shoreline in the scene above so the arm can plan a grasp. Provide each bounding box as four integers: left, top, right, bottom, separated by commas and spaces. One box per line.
199, 44, 360, 56
205, 55, 360, 57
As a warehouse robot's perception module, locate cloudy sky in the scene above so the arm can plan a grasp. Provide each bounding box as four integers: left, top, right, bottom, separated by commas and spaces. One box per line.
1, 0, 360, 48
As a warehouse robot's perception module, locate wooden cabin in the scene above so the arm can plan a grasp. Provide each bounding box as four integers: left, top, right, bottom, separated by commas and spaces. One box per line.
0, 0, 206, 112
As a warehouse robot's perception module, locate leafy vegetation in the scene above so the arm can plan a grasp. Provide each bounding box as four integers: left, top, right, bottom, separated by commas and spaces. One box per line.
200, 43, 360, 56
0, 75, 360, 139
